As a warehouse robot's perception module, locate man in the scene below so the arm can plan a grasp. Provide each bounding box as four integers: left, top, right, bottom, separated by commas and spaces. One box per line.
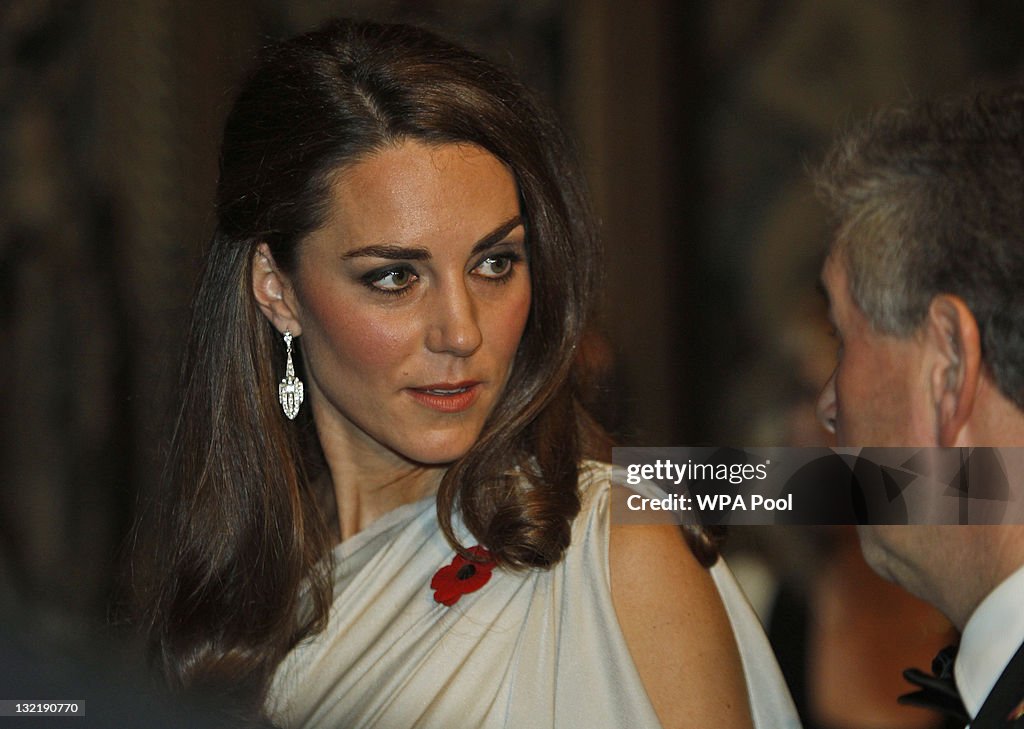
814, 82, 1024, 728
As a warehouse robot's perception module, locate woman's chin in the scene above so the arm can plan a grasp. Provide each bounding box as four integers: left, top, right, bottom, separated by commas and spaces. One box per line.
400, 442, 476, 468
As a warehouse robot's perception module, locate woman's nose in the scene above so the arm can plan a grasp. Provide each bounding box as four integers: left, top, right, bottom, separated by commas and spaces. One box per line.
426, 282, 483, 357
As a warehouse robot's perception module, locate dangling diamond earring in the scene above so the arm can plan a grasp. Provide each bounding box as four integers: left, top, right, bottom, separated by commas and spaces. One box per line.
278, 330, 304, 420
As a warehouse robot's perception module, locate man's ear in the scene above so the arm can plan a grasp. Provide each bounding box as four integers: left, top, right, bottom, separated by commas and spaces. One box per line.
252, 243, 302, 336
925, 294, 981, 446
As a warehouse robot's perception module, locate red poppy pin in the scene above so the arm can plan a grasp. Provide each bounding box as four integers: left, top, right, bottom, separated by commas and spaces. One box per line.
431, 545, 495, 606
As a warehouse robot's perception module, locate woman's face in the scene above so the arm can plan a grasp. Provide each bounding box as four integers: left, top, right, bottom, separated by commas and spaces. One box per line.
276, 140, 530, 468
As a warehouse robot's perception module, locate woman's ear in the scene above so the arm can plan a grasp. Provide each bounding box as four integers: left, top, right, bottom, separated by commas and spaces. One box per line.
252, 243, 302, 336
926, 294, 981, 446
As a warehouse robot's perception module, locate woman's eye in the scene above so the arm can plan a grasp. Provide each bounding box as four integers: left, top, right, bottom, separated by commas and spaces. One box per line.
474, 254, 517, 279
367, 267, 418, 293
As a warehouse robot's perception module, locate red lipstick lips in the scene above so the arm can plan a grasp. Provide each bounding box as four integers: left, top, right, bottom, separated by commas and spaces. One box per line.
406, 382, 481, 413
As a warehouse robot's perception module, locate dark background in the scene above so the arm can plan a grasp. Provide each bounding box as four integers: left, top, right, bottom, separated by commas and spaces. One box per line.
2, 0, 1023, 721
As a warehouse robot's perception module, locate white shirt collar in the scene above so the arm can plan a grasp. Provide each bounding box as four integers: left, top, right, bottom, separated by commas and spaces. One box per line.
955, 563, 1024, 719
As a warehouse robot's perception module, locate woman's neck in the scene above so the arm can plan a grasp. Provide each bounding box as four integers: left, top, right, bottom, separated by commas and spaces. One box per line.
329, 461, 442, 541
314, 417, 444, 541
309, 399, 450, 540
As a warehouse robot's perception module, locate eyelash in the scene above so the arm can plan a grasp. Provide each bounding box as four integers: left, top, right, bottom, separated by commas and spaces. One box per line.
474, 252, 522, 282
360, 265, 418, 297
360, 252, 523, 297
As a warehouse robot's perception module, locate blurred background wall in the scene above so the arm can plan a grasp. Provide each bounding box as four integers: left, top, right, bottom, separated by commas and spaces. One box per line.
2, 0, 1023, 725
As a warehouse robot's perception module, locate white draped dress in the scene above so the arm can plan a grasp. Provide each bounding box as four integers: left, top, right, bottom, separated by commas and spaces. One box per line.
266, 462, 801, 728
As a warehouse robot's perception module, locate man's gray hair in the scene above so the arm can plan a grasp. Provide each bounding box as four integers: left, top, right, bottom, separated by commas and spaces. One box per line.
815, 81, 1024, 409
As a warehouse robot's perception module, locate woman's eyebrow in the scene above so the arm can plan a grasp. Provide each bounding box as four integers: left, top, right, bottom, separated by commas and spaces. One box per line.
470, 216, 524, 255
342, 216, 524, 261
342, 244, 430, 261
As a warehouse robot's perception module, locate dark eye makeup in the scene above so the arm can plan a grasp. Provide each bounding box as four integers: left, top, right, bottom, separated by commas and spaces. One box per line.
360, 265, 419, 296
358, 247, 524, 297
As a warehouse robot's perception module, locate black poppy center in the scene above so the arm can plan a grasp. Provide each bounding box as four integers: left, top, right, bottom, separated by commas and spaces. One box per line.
456, 564, 477, 580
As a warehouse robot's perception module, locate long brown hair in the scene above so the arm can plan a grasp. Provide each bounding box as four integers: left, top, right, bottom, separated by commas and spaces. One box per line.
133, 18, 604, 713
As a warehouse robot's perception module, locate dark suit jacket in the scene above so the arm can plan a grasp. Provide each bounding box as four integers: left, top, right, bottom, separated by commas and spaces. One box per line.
972, 641, 1024, 728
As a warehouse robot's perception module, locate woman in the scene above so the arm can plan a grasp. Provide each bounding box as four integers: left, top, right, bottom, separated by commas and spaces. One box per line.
135, 18, 797, 729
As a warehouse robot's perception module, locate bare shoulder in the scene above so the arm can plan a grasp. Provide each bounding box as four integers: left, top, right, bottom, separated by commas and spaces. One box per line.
608, 489, 753, 729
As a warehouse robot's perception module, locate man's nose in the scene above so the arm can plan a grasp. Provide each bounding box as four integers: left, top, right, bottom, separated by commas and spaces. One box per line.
816, 368, 838, 436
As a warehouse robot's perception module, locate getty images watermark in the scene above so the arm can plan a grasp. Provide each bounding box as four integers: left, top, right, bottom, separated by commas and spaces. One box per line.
612, 447, 1024, 525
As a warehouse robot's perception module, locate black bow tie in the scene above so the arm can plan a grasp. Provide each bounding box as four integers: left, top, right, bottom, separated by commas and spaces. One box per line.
899, 645, 970, 723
